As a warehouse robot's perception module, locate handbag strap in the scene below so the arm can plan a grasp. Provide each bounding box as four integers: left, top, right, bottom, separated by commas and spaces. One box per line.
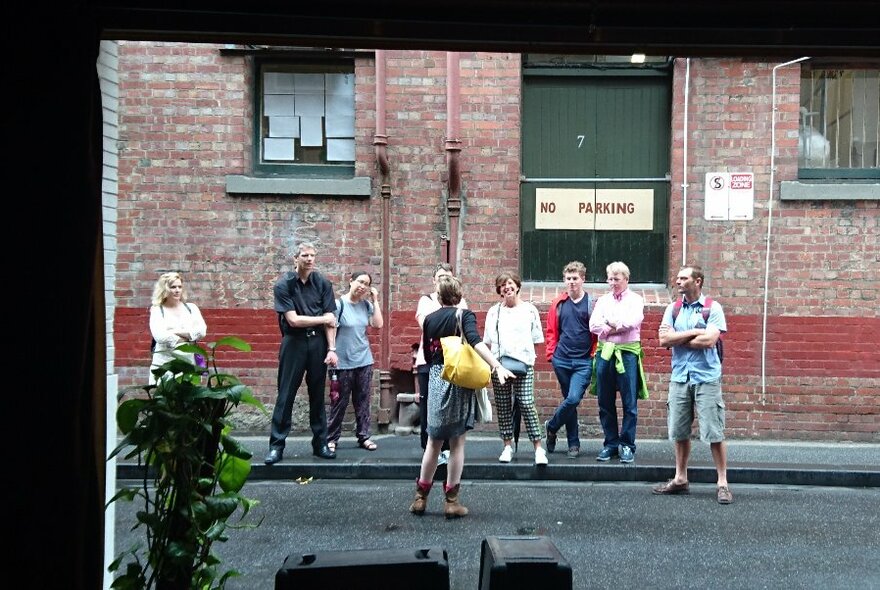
455, 307, 465, 344
494, 302, 503, 358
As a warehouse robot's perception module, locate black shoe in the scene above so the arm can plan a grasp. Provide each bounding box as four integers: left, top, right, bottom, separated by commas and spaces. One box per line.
544, 420, 557, 453
313, 444, 337, 460
264, 448, 283, 465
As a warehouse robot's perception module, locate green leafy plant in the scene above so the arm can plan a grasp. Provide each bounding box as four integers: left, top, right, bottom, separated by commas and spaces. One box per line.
108, 336, 266, 590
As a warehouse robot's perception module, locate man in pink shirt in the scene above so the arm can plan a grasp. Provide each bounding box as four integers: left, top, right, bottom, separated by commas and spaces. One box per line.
589, 261, 646, 463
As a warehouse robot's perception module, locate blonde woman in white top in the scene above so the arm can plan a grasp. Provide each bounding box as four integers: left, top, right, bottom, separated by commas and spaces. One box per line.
483, 271, 548, 465
149, 272, 207, 384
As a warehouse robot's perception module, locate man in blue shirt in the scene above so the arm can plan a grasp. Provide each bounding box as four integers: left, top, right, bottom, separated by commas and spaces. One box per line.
654, 265, 733, 504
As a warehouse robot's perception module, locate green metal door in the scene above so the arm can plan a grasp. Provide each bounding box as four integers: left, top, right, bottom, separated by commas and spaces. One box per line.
521, 72, 671, 283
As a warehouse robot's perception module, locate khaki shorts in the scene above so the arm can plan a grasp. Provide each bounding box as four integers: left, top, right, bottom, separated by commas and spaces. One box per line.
667, 380, 726, 443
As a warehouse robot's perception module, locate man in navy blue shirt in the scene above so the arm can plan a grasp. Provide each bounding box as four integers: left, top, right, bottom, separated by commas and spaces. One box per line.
544, 261, 596, 459
265, 242, 339, 463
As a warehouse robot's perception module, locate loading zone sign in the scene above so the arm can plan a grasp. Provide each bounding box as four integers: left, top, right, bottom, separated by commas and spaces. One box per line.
705, 172, 754, 220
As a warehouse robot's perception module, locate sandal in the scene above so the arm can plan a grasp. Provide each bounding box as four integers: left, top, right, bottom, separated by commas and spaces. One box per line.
327, 441, 336, 453
358, 439, 378, 451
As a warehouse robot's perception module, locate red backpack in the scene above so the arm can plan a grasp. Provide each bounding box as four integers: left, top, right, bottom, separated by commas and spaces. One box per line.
671, 297, 724, 363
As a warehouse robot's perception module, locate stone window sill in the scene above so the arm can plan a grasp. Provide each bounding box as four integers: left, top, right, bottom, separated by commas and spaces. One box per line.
780, 181, 879, 201
226, 175, 371, 197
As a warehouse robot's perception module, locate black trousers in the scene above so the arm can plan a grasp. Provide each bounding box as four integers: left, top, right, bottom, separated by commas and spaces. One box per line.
270, 332, 329, 450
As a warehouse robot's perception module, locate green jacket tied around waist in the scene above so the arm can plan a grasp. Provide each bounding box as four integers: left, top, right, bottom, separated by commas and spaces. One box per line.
589, 341, 649, 400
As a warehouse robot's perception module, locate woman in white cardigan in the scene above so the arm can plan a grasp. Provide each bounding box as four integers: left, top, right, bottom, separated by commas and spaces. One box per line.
148, 271, 207, 384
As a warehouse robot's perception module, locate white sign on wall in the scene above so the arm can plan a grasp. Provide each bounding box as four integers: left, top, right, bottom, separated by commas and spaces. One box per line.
535, 188, 654, 230
705, 172, 754, 220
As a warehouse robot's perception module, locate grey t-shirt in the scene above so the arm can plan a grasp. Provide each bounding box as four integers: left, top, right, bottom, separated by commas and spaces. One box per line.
334, 296, 375, 369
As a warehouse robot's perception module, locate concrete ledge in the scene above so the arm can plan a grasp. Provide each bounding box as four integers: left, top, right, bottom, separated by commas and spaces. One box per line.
118, 462, 880, 488
226, 174, 371, 197
780, 181, 879, 200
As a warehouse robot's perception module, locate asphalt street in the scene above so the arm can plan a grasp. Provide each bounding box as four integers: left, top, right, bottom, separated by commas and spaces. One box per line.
113, 479, 880, 589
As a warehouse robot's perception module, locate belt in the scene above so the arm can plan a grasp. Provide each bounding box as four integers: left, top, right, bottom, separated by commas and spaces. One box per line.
288, 328, 319, 338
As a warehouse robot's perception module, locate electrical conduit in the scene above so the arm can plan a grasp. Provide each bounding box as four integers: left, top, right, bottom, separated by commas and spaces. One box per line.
763, 57, 809, 402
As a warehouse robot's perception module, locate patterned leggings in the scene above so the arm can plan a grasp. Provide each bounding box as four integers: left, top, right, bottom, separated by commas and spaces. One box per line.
492, 366, 542, 442
326, 364, 374, 443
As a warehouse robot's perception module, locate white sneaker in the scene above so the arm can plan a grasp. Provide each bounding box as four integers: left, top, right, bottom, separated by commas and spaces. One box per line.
534, 447, 549, 465
498, 445, 514, 463
437, 450, 450, 466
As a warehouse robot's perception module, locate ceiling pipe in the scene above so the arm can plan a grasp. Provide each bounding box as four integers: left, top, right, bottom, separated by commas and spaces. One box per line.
445, 51, 462, 267
763, 56, 809, 403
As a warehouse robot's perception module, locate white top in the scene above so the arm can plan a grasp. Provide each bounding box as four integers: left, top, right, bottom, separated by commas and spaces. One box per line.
482, 301, 544, 366
149, 302, 207, 382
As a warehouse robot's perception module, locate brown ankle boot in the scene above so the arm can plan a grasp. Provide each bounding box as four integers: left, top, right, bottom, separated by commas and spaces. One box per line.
444, 483, 469, 519
409, 480, 432, 515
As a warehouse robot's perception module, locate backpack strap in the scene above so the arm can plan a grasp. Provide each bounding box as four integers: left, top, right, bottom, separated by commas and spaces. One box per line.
672, 297, 713, 322
671, 297, 683, 321
701, 297, 713, 322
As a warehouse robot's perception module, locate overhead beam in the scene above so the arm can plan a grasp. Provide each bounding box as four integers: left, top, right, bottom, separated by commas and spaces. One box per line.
90, 0, 880, 57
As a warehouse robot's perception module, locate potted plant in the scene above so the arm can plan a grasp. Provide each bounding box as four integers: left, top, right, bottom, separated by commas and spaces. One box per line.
108, 336, 265, 589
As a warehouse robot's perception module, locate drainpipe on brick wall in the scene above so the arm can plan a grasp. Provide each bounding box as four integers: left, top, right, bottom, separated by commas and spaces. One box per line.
445, 52, 462, 266
374, 49, 394, 426
763, 57, 809, 403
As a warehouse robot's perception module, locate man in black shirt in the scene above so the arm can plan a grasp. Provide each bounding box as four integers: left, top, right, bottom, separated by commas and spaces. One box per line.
265, 242, 339, 463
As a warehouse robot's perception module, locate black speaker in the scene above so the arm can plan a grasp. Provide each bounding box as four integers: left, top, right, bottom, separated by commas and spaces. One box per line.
275, 547, 449, 589
478, 536, 572, 589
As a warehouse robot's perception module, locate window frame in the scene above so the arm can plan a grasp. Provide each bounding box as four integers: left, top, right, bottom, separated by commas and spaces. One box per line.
252, 56, 356, 178
798, 61, 879, 181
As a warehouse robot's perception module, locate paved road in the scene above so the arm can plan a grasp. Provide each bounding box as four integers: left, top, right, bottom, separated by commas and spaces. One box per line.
113, 479, 880, 589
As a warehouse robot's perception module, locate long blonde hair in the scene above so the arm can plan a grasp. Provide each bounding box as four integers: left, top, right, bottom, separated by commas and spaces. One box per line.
151, 272, 188, 307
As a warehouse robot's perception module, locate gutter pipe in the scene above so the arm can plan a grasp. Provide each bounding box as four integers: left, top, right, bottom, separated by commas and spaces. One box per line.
445, 52, 462, 266
373, 50, 394, 425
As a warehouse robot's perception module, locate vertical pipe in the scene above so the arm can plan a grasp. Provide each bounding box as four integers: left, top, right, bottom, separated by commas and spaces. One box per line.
374, 50, 390, 367
374, 50, 393, 425
446, 52, 462, 267
682, 58, 690, 266
764, 57, 809, 402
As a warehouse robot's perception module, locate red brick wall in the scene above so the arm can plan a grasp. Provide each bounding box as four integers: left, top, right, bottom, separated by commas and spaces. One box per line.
115, 44, 878, 442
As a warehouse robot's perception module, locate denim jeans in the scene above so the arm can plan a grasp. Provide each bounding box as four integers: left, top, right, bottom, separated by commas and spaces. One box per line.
595, 350, 638, 452
548, 356, 593, 449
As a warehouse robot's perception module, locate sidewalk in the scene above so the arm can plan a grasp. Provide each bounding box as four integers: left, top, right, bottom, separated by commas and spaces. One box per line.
116, 433, 880, 488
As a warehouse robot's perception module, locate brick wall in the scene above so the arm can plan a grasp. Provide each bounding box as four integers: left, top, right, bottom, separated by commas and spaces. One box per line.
115, 44, 878, 442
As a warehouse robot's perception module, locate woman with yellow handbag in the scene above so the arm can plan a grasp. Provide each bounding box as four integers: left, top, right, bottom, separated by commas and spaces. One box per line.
409, 275, 514, 519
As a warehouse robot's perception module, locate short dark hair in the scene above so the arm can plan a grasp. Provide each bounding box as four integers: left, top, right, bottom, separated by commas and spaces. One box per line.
495, 271, 522, 295
350, 271, 372, 284
436, 275, 463, 306
683, 265, 705, 286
